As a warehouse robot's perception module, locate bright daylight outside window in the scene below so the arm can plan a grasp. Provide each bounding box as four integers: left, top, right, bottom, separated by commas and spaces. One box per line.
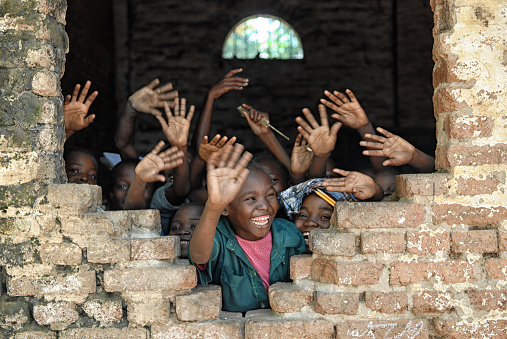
222, 15, 304, 60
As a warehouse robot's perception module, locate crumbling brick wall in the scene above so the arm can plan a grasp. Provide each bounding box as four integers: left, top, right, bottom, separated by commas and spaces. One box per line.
1, 0, 506, 338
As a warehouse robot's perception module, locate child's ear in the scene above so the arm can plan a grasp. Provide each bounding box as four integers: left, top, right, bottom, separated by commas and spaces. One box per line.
221, 206, 229, 217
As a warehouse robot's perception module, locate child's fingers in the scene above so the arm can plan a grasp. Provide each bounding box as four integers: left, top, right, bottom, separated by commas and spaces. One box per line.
360, 140, 384, 149
333, 90, 350, 103
150, 141, 166, 155
156, 115, 168, 129
241, 103, 252, 110
216, 136, 228, 148
330, 121, 343, 136
295, 116, 313, 134
157, 82, 173, 93
225, 68, 243, 77
64, 95, 71, 105
163, 101, 173, 118
333, 168, 350, 177
226, 143, 245, 168
146, 78, 160, 90
382, 159, 394, 167
323, 90, 344, 106
147, 108, 163, 117
217, 144, 234, 168
186, 105, 195, 121
71, 83, 81, 101
84, 114, 95, 126
320, 98, 341, 113
225, 136, 237, 146
78, 81, 91, 103
363, 133, 386, 143
179, 98, 186, 117
376, 127, 394, 138
84, 91, 99, 107
158, 90, 178, 101
235, 151, 253, 172
293, 133, 303, 147
318, 104, 329, 127
208, 134, 220, 145
330, 113, 347, 124
362, 149, 386, 157
301, 108, 320, 129
296, 125, 310, 141
345, 89, 358, 103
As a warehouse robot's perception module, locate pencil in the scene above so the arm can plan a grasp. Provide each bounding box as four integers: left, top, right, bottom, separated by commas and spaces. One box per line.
314, 188, 336, 206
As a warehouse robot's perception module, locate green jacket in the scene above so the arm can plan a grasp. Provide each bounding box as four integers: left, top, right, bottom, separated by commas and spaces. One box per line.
189, 217, 307, 312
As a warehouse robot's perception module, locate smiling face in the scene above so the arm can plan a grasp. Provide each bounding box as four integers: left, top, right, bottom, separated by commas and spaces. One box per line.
169, 204, 204, 259
65, 151, 98, 185
294, 193, 334, 243
109, 164, 136, 210
224, 169, 278, 241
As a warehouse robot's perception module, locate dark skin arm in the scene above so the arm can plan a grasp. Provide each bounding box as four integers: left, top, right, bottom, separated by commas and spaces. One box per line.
321, 168, 384, 201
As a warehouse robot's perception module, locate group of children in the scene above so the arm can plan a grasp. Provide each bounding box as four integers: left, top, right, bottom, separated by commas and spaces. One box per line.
63, 69, 434, 312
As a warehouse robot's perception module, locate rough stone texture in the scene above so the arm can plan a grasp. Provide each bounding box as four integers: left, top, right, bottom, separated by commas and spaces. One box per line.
47, 184, 102, 213
245, 318, 335, 339
390, 261, 478, 285
336, 320, 428, 339
311, 259, 383, 286
412, 291, 454, 314
0, 302, 30, 330
151, 321, 242, 339
39, 242, 82, 265
456, 174, 501, 195
485, 259, 507, 279
451, 230, 498, 253
361, 232, 405, 254
131, 237, 179, 261
467, 290, 507, 312
125, 293, 172, 326
33, 302, 78, 330
309, 230, 355, 256
13, 332, 57, 339
436, 143, 507, 170
395, 173, 450, 197
82, 298, 123, 323
87, 240, 130, 264
175, 285, 222, 322
365, 292, 408, 314
433, 204, 507, 226
445, 113, 494, 139
500, 232, 507, 251
268, 282, 312, 313
290, 254, 312, 281
406, 230, 450, 255
334, 202, 425, 229
314, 291, 359, 315
60, 328, 148, 338
434, 320, 507, 339
129, 209, 162, 231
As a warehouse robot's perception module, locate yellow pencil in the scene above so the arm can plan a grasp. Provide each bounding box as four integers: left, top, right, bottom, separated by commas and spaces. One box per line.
314, 188, 336, 206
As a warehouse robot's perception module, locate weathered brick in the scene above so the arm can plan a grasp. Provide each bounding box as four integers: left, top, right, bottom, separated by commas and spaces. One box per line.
361, 232, 405, 254
131, 237, 179, 261
445, 113, 494, 139
451, 230, 498, 253
395, 173, 450, 197
334, 202, 425, 229
434, 319, 507, 339
309, 230, 355, 256
456, 175, 501, 195
406, 230, 450, 255
60, 328, 148, 339
314, 291, 359, 315
47, 184, 102, 213
468, 290, 507, 312
433, 203, 507, 226
311, 259, 383, 286
436, 143, 507, 170
390, 261, 477, 285
290, 254, 312, 281
485, 259, 507, 279
125, 293, 171, 326
336, 320, 428, 339
175, 285, 221, 321
32, 70, 59, 97
0, 241, 37, 266
500, 232, 507, 251
433, 85, 469, 115
0, 301, 30, 329
33, 302, 78, 329
14, 331, 57, 339
129, 209, 161, 231
245, 318, 335, 339
152, 321, 241, 339
104, 263, 196, 293
82, 298, 123, 323
268, 282, 312, 313
39, 242, 82, 265
87, 240, 130, 264
365, 292, 408, 314
432, 56, 460, 89
412, 291, 454, 314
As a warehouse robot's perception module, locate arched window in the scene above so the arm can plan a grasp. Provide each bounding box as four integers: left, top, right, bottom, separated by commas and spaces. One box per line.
222, 15, 304, 60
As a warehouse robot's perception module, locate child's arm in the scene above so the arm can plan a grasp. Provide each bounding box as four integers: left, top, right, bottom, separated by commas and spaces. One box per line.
321, 168, 384, 201
156, 98, 194, 205
295, 105, 342, 179
115, 79, 178, 159
360, 127, 435, 173
64, 81, 99, 140
189, 143, 252, 264
242, 103, 291, 170
124, 141, 184, 209
190, 69, 248, 151
290, 134, 313, 184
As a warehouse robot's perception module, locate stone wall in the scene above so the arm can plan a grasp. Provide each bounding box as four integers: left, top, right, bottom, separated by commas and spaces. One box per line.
1, 0, 507, 338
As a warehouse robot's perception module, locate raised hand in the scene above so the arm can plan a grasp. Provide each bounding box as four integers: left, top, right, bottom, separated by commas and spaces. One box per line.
156, 98, 195, 149
321, 168, 379, 200
295, 104, 342, 157
320, 89, 368, 129
360, 127, 415, 167
129, 79, 178, 116
135, 141, 185, 183
290, 134, 313, 178
241, 103, 271, 136
199, 134, 237, 163
208, 68, 249, 99
64, 80, 98, 139
206, 143, 252, 208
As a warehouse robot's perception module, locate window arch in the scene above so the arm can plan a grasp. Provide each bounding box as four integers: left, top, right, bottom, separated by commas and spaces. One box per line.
222, 15, 304, 60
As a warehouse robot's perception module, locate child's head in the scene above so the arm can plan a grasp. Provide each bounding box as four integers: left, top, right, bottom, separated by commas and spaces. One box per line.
223, 162, 278, 241
108, 158, 139, 210
255, 155, 289, 194
169, 202, 205, 259
294, 193, 333, 234
374, 169, 398, 197
64, 148, 98, 185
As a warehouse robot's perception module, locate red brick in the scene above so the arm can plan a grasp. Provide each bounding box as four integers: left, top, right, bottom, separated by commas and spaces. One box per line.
433, 85, 469, 115
500, 232, 507, 251
361, 232, 405, 254
33, 302, 78, 329
456, 175, 500, 195
365, 292, 408, 314
334, 202, 425, 229
445, 113, 494, 139
451, 230, 498, 253
268, 282, 312, 313
314, 291, 359, 315
245, 319, 335, 339
412, 291, 454, 314
60, 328, 148, 338
87, 240, 130, 264
436, 143, 507, 170
131, 237, 179, 261
336, 320, 428, 339
433, 203, 507, 226
39, 242, 82, 265
485, 259, 507, 279
290, 254, 312, 281
311, 259, 383, 286
309, 230, 355, 256
152, 322, 241, 339
82, 298, 123, 323
390, 261, 478, 285
433, 56, 460, 89
406, 231, 450, 255
175, 285, 221, 321
395, 173, 450, 197
434, 319, 507, 339
468, 290, 507, 311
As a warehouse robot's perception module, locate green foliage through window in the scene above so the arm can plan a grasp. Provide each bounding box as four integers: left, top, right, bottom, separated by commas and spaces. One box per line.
222, 15, 304, 60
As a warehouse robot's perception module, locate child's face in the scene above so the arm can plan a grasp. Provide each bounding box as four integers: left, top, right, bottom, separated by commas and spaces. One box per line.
109, 164, 136, 210
169, 205, 203, 259
295, 193, 333, 239
224, 169, 278, 241
258, 161, 288, 194
65, 152, 98, 185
